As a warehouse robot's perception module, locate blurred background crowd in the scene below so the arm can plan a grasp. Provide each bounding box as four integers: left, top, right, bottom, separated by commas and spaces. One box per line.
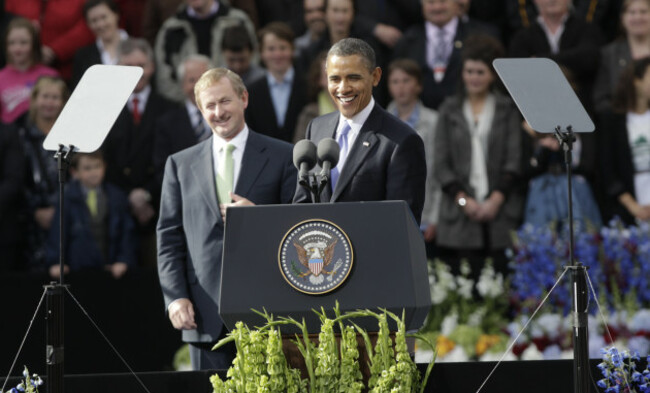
0, 0, 647, 282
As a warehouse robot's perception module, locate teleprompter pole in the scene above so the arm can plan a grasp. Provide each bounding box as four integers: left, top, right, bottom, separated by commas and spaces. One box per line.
555, 126, 590, 393
46, 144, 75, 393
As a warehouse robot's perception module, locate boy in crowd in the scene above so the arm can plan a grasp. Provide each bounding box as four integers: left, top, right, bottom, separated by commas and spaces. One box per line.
47, 151, 136, 279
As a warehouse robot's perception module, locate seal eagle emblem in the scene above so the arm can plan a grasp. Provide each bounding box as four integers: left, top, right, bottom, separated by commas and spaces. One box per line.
279, 219, 353, 295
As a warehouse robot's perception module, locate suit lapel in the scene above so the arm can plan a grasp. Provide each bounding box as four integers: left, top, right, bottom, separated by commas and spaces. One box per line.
191, 138, 222, 223
235, 131, 268, 197
331, 105, 381, 201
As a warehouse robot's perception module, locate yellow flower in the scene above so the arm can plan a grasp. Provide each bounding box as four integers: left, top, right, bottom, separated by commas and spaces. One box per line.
436, 335, 455, 357
475, 334, 501, 357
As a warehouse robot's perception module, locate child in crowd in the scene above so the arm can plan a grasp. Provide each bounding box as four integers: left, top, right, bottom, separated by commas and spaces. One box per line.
46, 151, 136, 279
0, 18, 58, 127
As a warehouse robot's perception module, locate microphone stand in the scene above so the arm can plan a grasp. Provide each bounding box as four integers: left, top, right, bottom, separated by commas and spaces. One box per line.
298, 172, 320, 203
46, 144, 76, 393
554, 125, 590, 393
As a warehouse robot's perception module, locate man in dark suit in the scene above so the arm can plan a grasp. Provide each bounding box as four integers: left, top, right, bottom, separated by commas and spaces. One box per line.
245, 22, 306, 142
293, 38, 426, 224
393, 0, 500, 110
102, 38, 177, 266
157, 68, 297, 370
508, 0, 604, 114
153, 54, 213, 187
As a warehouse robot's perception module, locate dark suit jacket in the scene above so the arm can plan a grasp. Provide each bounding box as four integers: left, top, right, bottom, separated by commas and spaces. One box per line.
293, 103, 427, 224
46, 180, 137, 269
72, 43, 101, 89
153, 104, 200, 187
393, 18, 497, 110
245, 71, 306, 142
157, 130, 297, 343
101, 90, 177, 205
508, 14, 604, 114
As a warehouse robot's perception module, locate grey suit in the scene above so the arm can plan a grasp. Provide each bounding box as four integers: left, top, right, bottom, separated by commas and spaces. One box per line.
434, 93, 523, 250
157, 130, 297, 345
293, 103, 427, 224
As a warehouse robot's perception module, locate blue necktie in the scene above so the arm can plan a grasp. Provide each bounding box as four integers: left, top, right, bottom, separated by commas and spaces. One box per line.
330, 121, 351, 190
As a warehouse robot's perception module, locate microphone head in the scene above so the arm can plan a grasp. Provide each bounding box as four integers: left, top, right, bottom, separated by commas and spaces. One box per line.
317, 138, 340, 167
293, 139, 317, 170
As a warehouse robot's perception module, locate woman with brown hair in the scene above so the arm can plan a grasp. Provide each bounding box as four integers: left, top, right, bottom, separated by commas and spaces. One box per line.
600, 57, 650, 225
434, 35, 522, 278
594, 0, 650, 113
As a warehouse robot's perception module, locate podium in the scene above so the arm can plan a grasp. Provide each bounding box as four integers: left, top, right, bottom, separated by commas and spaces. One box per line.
218, 201, 431, 334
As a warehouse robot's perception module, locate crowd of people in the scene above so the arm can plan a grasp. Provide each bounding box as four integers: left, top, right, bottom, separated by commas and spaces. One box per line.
0, 0, 646, 284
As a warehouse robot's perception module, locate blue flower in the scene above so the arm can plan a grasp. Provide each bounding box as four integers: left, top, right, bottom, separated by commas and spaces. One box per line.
597, 379, 608, 388
633, 371, 644, 383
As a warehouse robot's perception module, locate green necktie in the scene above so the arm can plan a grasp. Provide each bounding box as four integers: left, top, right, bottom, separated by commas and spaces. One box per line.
86, 189, 98, 217
216, 143, 235, 204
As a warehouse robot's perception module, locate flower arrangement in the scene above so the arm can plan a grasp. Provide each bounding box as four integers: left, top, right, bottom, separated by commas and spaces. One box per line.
597, 347, 650, 393
507, 220, 650, 358
2, 367, 43, 393
209, 306, 436, 393
418, 218, 650, 362
415, 260, 510, 362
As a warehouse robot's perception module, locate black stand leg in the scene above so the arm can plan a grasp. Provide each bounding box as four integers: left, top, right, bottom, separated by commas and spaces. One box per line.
555, 126, 591, 393
45, 284, 65, 393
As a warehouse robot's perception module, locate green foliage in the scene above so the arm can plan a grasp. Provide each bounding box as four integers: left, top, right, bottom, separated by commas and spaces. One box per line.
210, 307, 434, 393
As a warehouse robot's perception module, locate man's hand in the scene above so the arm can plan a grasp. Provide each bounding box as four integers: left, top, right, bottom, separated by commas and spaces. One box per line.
374, 23, 402, 48
49, 264, 69, 279
129, 188, 155, 225
107, 262, 128, 279
219, 192, 255, 221
35, 207, 55, 230
168, 298, 197, 330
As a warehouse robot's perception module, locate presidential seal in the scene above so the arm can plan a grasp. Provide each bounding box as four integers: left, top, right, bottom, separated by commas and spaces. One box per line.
278, 219, 353, 295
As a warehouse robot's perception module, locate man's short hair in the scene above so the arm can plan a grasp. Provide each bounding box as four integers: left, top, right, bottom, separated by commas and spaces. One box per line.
194, 68, 247, 108
388, 58, 423, 85
258, 21, 295, 49
222, 24, 254, 52
83, 0, 120, 19
118, 38, 154, 63
176, 54, 214, 82
71, 150, 105, 169
327, 37, 376, 71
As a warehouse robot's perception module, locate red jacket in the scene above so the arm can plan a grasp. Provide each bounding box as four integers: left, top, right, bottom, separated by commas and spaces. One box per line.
6, 0, 94, 81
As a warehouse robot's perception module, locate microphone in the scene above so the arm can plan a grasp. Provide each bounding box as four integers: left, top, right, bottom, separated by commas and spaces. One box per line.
293, 139, 317, 187
317, 138, 340, 186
